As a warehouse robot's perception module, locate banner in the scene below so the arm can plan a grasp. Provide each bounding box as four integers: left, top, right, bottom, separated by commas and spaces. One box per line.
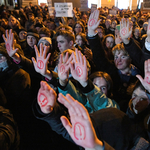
80, 0, 88, 12
91, 4, 97, 13
54, 3, 73, 17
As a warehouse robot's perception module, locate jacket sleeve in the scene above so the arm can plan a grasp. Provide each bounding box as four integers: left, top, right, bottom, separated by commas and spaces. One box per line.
58, 80, 91, 111
123, 38, 149, 74
87, 34, 116, 76
32, 100, 75, 143
78, 80, 120, 112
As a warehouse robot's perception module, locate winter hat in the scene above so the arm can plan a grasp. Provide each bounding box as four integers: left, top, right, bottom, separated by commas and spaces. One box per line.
27, 28, 39, 39
143, 22, 148, 27
37, 37, 52, 47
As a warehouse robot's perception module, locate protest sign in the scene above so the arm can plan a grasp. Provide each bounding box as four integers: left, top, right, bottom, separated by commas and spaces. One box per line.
54, 3, 73, 17
91, 4, 97, 13
143, 0, 150, 9
80, 0, 88, 12
109, 9, 117, 15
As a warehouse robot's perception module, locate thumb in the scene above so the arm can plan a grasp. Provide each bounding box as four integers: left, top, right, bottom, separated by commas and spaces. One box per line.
32, 57, 37, 68
61, 116, 72, 134
136, 75, 144, 85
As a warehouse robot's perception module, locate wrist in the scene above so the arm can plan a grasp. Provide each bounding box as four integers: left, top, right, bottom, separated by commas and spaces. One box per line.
88, 30, 98, 37
79, 80, 88, 87
122, 38, 129, 44
12, 53, 21, 62
43, 70, 52, 80
59, 78, 68, 86
85, 139, 103, 150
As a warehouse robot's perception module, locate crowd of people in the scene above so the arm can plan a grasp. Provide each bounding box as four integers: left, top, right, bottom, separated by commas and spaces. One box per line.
1, 2, 150, 150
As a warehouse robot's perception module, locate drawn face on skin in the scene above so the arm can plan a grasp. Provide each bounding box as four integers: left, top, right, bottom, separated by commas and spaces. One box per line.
132, 87, 150, 114
106, 37, 114, 48
93, 77, 108, 96
57, 35, 73, 53
114, 50, 131, 71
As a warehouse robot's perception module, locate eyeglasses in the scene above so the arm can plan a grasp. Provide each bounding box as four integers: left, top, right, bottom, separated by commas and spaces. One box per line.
75, 26, 82, 28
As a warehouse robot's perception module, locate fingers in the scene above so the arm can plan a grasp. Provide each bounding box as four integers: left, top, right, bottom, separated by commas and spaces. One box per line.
64, 52, 69, 63
46, 53, 51, 63
148, 59, 150, 72
32, 57, 37, 68
136, 75, 144, 85
145, 60, 148, 73
40, 43, 43, 56
2, 34, 6, 43
60, 116, 72, 134
34, 45, 40, 57
43, 46, 48, 58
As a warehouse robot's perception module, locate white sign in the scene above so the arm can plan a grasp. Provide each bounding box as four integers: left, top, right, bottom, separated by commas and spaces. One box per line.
54, 3, 73, 17
91, 4, 97, 13
109, 9, 117, 15
80, 0, 88, 11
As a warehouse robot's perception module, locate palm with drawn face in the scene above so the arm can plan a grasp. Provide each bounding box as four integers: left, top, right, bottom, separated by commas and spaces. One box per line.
114, 51, 131, 74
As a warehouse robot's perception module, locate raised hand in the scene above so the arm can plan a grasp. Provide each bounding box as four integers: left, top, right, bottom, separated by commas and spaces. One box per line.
70, 49, 88, 87
2, 29, 18, 58
37, 81, 57, 114
146, 19, 150, 42
58, 93, 103, 149
136, 59, 150, 93
120, 18, 132, 44
58, 52, 72, 86
32, 44, 51, 79
88, 10, 101, 36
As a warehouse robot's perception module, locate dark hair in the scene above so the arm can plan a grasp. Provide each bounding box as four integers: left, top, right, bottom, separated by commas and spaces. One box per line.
102, 34, 115, 48
76, 32, 87, 45
39, 27, 51, 37
73, 21, 85, 35
89, 71, 113, 97
56, 30, 75, 43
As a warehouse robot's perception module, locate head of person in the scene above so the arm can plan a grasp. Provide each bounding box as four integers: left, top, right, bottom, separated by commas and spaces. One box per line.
105, 19, 111, 28
143, 22, 148, 32
1, 18, 8, 28
131, 16, 137, 25
56, 25, 73, 33
28, 13, 35, 21
67, 17, 75, 28
0, 45, 14, 71
111, 20, 117, 29
97, 26, 105, 39
46, 20, 56, 30
112, 43, 131, 72
37, 37, 52, 52
134, 27, 141, 39
34, 23, 43, 33
103, 34, 115, 49
75, 33, 87, 47
73, 21, 85, 34
18, 28, 27, 40
107, 14, 112, 20
8, 15, 20, 29
27, 29, 39, 48
130, 80, 150, 114
56, 30, 75, 53
89, 71, 113, 97
39, 27, 51, 38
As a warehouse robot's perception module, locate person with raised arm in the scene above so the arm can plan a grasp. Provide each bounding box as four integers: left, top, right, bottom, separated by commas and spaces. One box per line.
87, 10, 140, 112
120, 18, 150, 74
57, 49, 119, 113
33, 80, 149, 150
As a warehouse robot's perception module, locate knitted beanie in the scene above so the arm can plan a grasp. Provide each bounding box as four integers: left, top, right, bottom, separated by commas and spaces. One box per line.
37, 37, 52, 47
